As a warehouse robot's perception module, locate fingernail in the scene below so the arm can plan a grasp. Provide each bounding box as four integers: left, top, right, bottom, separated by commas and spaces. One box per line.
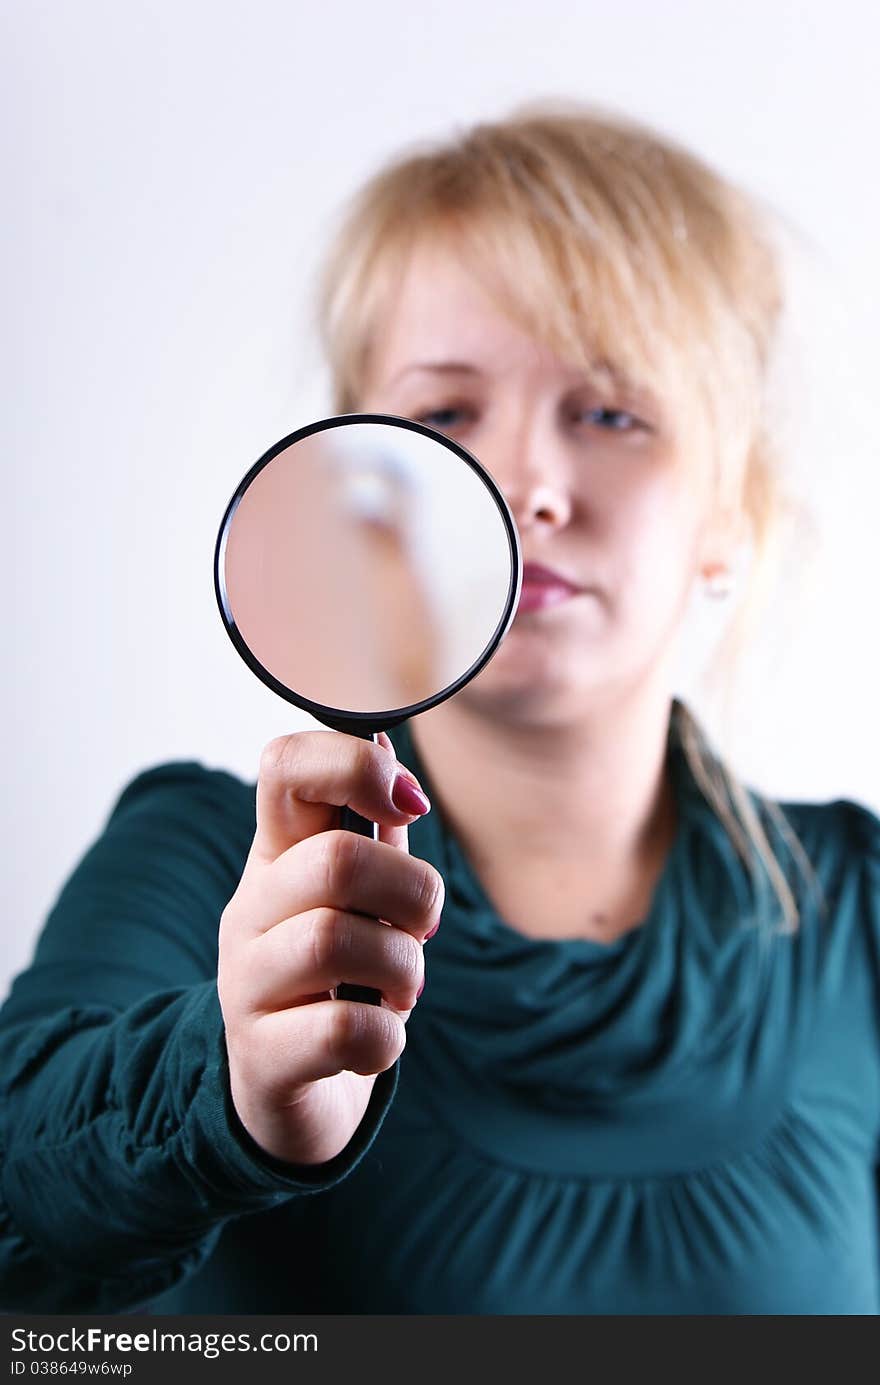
391, 773, 431, 816
416, 977, 425, 999
424, 921, 440, 940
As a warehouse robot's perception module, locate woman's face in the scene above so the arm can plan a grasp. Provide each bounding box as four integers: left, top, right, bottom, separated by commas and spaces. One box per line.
359, 239, 733, 724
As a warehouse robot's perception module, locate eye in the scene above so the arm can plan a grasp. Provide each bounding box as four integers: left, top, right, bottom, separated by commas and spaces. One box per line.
578, 407, 643, 431
413, 405, 471, 431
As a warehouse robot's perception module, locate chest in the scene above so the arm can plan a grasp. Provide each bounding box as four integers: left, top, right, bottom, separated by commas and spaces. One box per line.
299, 1077, 879, 1314
181, 989, 880, 1316
470, 854, 657, 943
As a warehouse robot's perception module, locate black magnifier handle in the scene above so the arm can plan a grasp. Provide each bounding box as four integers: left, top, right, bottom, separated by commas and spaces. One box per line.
336, 729, 382, 1008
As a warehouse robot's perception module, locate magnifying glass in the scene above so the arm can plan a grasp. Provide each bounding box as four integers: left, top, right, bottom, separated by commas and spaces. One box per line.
214, 413, 522, 1005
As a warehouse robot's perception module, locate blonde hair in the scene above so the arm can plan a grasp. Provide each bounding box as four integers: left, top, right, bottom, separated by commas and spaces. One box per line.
314, 99, 822, 931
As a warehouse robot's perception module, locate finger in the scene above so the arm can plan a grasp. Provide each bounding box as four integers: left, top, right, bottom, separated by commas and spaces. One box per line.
243, 908, 424, 1014
253, 998, 407, 1085
376, 733, 409, 852
252, 831, 444, 943
251, 729, 430, 864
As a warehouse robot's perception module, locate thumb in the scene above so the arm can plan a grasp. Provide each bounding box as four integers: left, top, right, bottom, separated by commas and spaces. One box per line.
250, 728, 428, 865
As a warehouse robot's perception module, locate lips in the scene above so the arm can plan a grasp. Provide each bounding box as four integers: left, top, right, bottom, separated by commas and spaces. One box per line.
516, 561, 585, 614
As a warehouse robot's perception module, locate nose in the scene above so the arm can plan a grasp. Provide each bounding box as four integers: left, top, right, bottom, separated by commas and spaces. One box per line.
484, 420, 573, 535
505, 476, 573, 534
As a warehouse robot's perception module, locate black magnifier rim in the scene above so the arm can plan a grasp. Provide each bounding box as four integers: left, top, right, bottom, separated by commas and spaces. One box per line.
213, 412, 523, 734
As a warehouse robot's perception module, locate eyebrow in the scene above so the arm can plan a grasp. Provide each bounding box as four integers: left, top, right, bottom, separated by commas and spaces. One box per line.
384, 356, 654, 408
386, 361, 483, 388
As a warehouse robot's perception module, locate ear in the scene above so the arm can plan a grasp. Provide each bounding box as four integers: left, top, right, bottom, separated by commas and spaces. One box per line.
695, 501, 750, 578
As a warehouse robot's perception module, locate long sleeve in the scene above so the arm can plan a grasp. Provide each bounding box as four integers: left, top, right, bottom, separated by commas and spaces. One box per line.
0, 762, 398, 1312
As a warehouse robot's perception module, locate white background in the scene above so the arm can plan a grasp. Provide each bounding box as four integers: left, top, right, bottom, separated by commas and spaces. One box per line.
3, 0, 878, 998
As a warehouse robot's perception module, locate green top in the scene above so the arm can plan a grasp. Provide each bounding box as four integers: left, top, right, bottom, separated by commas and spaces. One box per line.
1, 706, 879, 1314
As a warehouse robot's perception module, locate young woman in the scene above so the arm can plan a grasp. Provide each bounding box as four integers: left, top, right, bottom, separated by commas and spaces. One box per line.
1, 104, 878, 1315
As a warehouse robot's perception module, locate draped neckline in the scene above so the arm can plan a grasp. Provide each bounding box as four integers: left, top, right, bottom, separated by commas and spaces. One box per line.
385, 701, 797, 1177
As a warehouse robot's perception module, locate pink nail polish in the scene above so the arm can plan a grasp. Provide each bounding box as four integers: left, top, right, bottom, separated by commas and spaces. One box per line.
391, 774, 431, 816
416, 978, 425, 999
425, 921, 440, 940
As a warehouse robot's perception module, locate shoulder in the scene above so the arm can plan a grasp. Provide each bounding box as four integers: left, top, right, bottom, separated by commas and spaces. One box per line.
774, 793, 880, 883
765, 794, 880, 970
106, 759, 256, 839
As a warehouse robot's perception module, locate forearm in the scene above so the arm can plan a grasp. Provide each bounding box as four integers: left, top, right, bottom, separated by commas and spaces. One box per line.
0, 980, 397, 1311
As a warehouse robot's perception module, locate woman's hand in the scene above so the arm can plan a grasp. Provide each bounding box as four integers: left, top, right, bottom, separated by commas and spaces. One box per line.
217, 730, 443, 1167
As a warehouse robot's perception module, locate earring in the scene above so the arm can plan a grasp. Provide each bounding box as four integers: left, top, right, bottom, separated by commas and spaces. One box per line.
701, 563, 733, 599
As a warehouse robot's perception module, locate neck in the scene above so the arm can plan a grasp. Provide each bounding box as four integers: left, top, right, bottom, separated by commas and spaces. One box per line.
408, 681, 679, 939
